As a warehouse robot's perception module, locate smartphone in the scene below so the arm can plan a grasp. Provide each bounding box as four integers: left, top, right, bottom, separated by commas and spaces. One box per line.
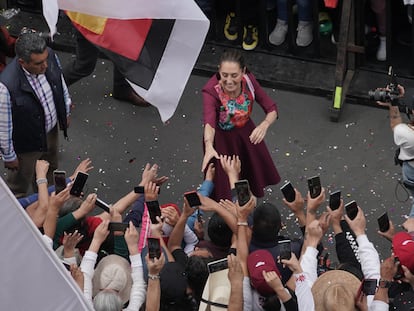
345, 200, 358, 220
62, 262, 71, 271
329, 190, 341, 211
278, 239, 292, 260
362, 279, 378, 295
108, 222, 129, 232
394, 257, 404, 280
95, 198, 110, 213
235, 179, 251, 206
134, 186, 144, 194
280, 182, 295, 202
307, 176, 321, 199
147, 237, 161, 259
134, 186, 160, 194
70, 172, 89, 197
184, 191, 201, 208
207, 258, 228, 274
377, 212, 390, 232
146, 200, 162, 224
53, 170, 66, 194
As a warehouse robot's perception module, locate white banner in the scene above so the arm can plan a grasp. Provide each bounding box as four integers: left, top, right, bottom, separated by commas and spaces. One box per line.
0, 177, 93, 310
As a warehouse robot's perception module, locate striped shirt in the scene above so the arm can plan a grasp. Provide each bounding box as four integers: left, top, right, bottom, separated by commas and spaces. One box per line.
0, 55, 71, 161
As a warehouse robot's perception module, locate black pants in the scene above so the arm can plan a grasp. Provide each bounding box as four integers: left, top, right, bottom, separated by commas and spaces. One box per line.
63, 28, 130, 91
225, 0, 260, 26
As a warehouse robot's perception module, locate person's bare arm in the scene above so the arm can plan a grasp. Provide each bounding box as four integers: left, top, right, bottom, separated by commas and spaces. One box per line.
43, 188, 71, 239
145, 253, 165, 311
227, 254, 244, 311
26, 160, 50, 227
202, 123, 219, 172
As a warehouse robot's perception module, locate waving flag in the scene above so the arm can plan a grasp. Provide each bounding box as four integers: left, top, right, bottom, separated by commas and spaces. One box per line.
43, 0, 210, 122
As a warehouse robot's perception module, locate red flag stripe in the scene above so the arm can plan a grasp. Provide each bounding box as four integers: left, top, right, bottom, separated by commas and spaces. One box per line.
71, 18, 153, 61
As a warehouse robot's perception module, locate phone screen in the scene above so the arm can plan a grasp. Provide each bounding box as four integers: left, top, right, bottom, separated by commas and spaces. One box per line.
235, 180, 251, 206
53, 170, 66, 194
278, 239, 292, 260
147, 201, 162, 224
362, 279, 378, 295
377, 212, 390, 232
329, 190, 341, 210
108, 222, 128, 232
207, 258, 228, 274
70, 172, 89, 197
280, 182, 295, 202
307, 176, 321, 199
184, 191, 201, 207
147, 237, 161, 259
345, 200, 358, 220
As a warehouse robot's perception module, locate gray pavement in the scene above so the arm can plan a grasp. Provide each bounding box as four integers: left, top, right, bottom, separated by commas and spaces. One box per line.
3, 51, 410, 262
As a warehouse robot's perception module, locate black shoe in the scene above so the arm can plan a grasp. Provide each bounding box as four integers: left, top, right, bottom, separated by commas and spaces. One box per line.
113, 89, 151, 107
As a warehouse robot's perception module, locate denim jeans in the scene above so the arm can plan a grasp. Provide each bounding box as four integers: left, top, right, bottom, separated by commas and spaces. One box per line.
402, 162, 414, 217
277, 0, 313, 22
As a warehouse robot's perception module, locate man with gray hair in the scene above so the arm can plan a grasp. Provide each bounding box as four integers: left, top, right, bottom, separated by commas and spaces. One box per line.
0, 29, 71, 197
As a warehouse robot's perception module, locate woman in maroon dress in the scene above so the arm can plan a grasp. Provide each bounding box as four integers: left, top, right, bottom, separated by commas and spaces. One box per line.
201, 50, 281, 201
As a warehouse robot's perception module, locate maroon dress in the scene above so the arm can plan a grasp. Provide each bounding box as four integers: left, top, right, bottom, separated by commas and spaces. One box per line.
202, 72, 281, 201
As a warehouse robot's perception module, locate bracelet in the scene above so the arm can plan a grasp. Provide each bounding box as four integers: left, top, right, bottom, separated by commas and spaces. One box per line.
237, 222, 248, 226
36, 178, 48, 185
148, 273, 161, 280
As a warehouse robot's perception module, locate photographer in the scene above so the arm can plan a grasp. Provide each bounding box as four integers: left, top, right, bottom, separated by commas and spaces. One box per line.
377, 84, 414, 216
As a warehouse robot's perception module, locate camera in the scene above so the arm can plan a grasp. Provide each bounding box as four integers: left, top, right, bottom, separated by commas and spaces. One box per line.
369, 66, 414, 116
368, 66, 400, 105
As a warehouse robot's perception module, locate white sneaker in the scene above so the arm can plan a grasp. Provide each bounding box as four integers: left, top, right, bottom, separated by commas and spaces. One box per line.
269, 19, 288, 46
376, 36, 386, 61
296, 21, 313, 47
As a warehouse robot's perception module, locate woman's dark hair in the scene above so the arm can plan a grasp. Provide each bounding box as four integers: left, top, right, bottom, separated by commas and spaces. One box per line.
219, 49, 246, 69
185, 256, 212, 303
207, 212, 232, 247
262, 294, 281, 311
252, 203, 282, 242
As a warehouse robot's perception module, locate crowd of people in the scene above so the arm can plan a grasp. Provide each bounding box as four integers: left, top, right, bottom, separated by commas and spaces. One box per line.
1, 1, 414, 311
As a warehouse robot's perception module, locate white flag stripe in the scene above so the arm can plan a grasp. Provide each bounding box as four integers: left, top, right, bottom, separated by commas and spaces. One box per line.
43, 0, 209, 122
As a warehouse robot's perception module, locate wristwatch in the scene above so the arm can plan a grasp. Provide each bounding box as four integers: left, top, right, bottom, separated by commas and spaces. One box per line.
378, 279, 392, 288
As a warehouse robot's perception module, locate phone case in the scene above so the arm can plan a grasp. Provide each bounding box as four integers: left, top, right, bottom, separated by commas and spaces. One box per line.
377, 212, 390, 232
147, 200, 161, 224
147, 237, 161, 259
280, 182, 295, 202
108, 222, 128, 232
184, 191, 201, 207
235, 180, 251, 206
95, 198, 110, 213
54, 170, 66, 194
329, 190, 341, 210
70, 172, 89, 197
308, 176, 321, 199
362, 279, 378, 295
278, 240, 292, 260
207, 258, 228, 273
345, 201, 358, 220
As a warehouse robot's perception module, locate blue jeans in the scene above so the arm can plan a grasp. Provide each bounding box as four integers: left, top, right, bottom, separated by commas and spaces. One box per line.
402, 162, 414, 217
277, 0, 313, 22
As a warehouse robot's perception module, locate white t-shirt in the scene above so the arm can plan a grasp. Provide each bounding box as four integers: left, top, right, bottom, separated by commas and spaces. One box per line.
393, 123, 414, 160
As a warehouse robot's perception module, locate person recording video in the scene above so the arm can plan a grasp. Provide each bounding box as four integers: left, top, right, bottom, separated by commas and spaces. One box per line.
376, 83, 414, 217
